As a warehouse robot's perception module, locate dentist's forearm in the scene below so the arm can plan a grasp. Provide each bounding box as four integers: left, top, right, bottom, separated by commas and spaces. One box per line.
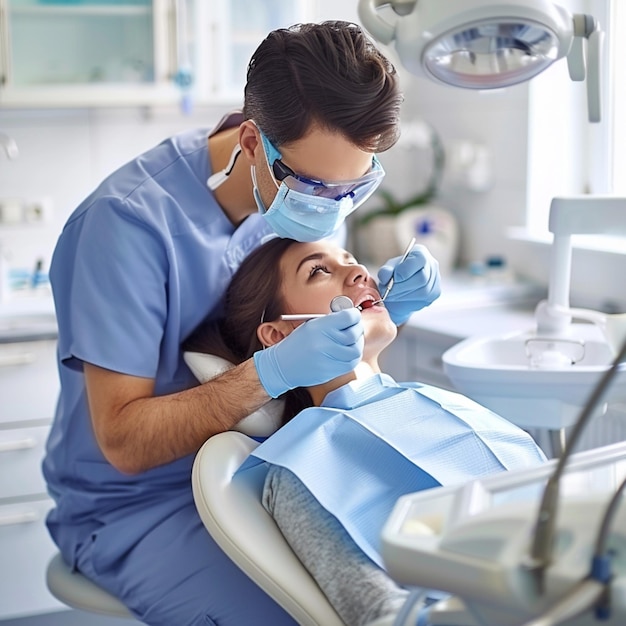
84, 359, 270, 475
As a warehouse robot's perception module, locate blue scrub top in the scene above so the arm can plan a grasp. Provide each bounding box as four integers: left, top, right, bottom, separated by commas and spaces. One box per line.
43, 112, 275, 565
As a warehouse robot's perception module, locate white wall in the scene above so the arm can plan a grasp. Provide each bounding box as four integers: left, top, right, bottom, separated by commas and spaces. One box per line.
3, 0, 623, 313
399, 77, 531, 266
0, 6, 531, 283
0, 88, 530, 277
0, 105, 232, 269
3, 0, 620, 312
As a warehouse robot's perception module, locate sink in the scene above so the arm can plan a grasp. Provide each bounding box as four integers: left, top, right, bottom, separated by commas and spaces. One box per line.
443, 323, 626, 429
443, 197, 626, 431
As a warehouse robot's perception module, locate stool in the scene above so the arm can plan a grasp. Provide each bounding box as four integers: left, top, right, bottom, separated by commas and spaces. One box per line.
46, 552, 136, 620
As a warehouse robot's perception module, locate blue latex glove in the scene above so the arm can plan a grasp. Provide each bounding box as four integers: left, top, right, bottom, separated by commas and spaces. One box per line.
378, 245, 442, 326
254, 308, 364, 398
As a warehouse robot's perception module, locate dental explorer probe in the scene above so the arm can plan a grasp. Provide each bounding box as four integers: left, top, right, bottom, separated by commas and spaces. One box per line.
280, 295, 355, 321
378, 236, 416, 303
279, 313, 327, 321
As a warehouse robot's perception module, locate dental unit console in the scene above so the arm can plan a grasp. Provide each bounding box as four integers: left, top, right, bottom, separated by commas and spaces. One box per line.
381, 440, 626, 626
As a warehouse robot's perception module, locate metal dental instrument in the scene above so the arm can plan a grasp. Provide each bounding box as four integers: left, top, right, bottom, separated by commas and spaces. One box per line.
279, 313, 327, 321
280, 295, 355, 321
330, 295, 354, 312
377, 236, 416, 304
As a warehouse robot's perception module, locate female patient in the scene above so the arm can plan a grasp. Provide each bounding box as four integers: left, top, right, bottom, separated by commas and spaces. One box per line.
184, 237, 546, 626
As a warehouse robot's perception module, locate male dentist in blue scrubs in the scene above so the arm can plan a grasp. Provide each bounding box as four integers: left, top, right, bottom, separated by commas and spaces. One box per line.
43, 21, 441, 626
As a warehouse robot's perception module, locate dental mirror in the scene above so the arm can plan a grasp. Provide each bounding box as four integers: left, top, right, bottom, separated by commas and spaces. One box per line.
330, 295, 354, 312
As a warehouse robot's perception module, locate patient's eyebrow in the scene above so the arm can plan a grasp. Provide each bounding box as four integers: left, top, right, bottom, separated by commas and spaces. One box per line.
295, 252, 325, 275
295, 251, 357, 275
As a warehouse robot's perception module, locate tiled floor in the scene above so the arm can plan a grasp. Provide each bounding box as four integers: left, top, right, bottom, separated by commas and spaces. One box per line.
1, 610, 141, 626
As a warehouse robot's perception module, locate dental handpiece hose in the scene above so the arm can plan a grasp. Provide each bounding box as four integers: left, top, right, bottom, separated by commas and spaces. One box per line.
380, 237, 416, 302
527, 334, 626, 588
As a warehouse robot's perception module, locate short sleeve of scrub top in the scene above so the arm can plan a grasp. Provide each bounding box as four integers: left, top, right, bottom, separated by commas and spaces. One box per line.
60, 198, 168, 378
51, 125, 271, 384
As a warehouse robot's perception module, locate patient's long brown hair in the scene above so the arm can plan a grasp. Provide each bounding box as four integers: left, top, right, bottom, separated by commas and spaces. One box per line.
183, 237, 313, 423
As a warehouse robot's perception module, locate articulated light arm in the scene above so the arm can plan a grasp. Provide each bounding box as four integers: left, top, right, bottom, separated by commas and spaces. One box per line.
357, 0, 603, 122
358, 0, 415, 43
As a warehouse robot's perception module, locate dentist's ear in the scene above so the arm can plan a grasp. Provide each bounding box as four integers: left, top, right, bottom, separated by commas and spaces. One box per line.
239, 120, 261, 164
257, 320, 292, 349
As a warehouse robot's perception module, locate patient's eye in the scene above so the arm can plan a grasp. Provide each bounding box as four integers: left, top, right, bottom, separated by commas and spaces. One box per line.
309, 263, 330, 278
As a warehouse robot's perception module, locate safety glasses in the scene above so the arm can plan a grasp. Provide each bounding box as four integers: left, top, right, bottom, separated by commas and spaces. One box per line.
258, 129, 385, 204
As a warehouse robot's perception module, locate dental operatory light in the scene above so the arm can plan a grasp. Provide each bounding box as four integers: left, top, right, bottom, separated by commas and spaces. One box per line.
358, 0, 604, 122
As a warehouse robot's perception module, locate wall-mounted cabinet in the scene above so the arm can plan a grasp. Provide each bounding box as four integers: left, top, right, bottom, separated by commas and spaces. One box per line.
0, 0, 316, 109
0, 0, 180, 107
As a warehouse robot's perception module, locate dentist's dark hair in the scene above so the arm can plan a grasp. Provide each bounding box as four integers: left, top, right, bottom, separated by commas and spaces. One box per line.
244, 20, 403, 152
183, 237, 312, 423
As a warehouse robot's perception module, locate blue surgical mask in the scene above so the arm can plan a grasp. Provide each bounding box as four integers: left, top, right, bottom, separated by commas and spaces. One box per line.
251, 166, 359, 241
252, 127, 384, 242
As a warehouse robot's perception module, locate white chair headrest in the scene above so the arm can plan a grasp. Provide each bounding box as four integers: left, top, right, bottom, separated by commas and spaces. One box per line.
183, 352, 283, 438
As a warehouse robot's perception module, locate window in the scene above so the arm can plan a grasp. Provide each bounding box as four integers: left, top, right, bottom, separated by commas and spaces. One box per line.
516, 0, 625, 310
610, 0, 625, 195
525, 0, 624, 250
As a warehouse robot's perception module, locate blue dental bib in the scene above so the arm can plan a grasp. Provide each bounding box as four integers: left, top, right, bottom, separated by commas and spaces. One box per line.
238, 373, 546, 568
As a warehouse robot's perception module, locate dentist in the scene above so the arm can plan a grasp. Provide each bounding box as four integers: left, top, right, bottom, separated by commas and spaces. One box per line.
43, 21, 441, 626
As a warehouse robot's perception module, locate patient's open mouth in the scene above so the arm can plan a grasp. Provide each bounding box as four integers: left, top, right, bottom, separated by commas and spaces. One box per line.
356, 295, 383, 311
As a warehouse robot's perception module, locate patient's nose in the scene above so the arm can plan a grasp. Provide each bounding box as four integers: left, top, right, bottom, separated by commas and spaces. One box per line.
346, 264, 369, 284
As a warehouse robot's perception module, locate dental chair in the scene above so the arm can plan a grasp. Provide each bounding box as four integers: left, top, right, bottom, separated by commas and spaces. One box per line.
187, 352, 345, 626
188, 354, 473, 626
193, 431, 344, 626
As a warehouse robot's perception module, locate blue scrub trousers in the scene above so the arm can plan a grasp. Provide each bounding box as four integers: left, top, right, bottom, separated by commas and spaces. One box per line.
74, 500, 297, 626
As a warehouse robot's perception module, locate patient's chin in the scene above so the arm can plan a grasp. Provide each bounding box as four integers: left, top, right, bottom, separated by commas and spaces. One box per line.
364, 315, 397, 350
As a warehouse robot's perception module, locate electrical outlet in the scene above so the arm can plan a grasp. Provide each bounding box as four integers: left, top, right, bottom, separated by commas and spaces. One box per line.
23, 198, 53, 223
0, 198, 23, 224
0, 197, 53, 224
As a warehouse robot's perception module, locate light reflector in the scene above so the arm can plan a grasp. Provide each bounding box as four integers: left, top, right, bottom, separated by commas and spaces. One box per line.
423, 19, 561, 88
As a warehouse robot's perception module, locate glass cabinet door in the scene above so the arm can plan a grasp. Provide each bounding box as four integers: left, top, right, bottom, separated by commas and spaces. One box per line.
193, 0, 316, 103
0, 0, 317, 108
10, 0, 155, 86
0, 0, 180, 107
226, 0, 314, 95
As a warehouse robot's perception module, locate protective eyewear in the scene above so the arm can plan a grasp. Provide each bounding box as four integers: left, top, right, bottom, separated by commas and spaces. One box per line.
259, 130, 385, 204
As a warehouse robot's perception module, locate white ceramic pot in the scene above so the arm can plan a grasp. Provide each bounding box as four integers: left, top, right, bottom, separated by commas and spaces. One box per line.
358, 205, 459, 274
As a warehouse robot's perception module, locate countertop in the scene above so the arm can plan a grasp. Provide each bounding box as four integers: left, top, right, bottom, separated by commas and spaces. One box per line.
405, 272, 546, 341
0, 289, 57, 343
